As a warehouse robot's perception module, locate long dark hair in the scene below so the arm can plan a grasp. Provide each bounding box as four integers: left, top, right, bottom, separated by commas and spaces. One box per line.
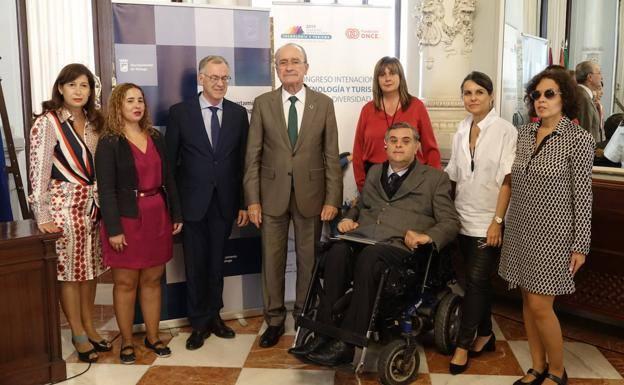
103, 83, 156, 138
461, 71, 493, 95
39, 63, 103, 131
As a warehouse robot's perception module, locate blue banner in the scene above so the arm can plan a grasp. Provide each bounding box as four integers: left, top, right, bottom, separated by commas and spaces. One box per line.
0, 129, 13, 222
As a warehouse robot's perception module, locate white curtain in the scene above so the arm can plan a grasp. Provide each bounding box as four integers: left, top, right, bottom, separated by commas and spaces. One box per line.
26, 0, 95, 115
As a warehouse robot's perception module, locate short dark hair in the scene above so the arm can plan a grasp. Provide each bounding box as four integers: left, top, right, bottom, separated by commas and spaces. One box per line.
461, 71, 493, 95
525, 67, 578, 120
604, 113, 624, 141
385, 122, 420, 142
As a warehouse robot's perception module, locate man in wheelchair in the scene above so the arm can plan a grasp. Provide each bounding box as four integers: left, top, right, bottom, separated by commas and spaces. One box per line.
289, 122, 460, 366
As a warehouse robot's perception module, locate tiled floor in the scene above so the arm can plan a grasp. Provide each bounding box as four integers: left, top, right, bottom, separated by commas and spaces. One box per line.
59, 298, 624, 385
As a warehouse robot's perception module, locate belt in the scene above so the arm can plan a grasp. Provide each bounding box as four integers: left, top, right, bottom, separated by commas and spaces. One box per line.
136, 187, 162, 197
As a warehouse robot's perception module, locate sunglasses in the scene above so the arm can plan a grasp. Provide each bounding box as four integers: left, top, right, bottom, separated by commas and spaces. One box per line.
530, 89, 562, 101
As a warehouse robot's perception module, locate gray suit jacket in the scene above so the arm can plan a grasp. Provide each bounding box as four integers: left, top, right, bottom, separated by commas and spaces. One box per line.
344, 162, 460, 252
576, 85, 601, 142
244, 86, 342, 217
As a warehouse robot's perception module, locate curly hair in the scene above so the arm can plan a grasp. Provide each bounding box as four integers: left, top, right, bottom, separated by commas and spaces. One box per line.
39, 63, 104, 131
103, 83, 156, 137
525, 67, 578, 120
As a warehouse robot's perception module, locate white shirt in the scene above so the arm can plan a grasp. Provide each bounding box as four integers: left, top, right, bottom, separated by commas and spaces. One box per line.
199, 93, 223, 145
604, 124, 624, 168
282, 86, 306, 133
445, 108, 518, 236
387, 165, 409, 178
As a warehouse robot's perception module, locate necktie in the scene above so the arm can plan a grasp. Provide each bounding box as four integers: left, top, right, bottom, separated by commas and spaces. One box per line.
387, 173, 400, 197
288, 96, 298, 147
208, 106, 220, 150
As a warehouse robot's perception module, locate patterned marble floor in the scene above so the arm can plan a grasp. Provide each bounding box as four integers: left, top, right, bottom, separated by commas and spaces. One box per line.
59, 297, 624, 385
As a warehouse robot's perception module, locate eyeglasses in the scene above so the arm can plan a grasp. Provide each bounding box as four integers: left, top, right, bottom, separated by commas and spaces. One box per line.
202, 74, 231, 83
529, 89, 562, 101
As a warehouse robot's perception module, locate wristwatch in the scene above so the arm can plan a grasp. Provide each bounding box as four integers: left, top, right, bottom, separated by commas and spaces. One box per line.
493, 216, 503, 224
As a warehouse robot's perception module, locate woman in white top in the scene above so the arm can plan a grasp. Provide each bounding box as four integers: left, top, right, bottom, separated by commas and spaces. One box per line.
445, 71, 517, 374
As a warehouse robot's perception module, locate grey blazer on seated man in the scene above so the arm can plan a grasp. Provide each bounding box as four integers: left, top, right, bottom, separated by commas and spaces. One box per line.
344, 162, 460, 252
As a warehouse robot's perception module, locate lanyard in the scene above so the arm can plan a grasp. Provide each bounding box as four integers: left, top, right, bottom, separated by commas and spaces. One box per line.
381, 97, 400, 130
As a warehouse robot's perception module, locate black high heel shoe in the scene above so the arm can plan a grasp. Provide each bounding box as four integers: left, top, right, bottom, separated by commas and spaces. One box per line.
468, 333, 496, 358
544, 369, 567, 385
89, 338, 112, 352
72, 335, 98, 363
513, 365, 549, 385
449, 349, 469, 375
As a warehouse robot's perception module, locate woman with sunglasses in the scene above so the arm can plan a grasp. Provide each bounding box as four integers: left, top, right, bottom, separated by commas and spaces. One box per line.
446, 72, 517, 374
499, 68, 594, 385
96, 83, 183, 364
352, 56, 440, 191
28, 63, 109, 362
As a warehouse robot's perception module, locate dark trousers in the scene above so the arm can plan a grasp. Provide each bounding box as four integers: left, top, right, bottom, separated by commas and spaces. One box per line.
318, 241, 410, 336
456, 234, 498, 349
183, 196, 233, 331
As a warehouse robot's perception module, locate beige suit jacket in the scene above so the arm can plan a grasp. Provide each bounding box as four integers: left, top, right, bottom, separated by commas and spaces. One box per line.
576, 85, 601, 142
244, 86, 342, 217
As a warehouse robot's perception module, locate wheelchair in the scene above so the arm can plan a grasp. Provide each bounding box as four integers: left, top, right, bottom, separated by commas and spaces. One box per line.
292, 240, 463, 385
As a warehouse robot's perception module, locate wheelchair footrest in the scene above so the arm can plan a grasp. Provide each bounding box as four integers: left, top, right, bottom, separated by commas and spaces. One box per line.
297, 317, 369, 348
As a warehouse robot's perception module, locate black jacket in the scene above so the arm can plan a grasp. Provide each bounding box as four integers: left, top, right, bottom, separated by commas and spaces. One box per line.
95, 131, 183, 236
166, 96, 249, 221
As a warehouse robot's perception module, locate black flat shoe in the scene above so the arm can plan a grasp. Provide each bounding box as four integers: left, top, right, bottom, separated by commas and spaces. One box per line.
209, 316, 235, 339
544, 370, 567, 385
119, 345, 136, 365
468, 334, 496, 358
306, 340, 354, 367
89, 338, 113, 352
186, 329, 210, 350
259, 324, 285, 348
513, 365, 548, 385
144, 337, 171, 358
288, 334, 329, 356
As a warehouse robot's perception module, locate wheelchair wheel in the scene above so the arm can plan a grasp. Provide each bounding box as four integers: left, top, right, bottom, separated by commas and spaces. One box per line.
378, 339, 420, 385
434, 291, 462, 355
293, 327, 314, 348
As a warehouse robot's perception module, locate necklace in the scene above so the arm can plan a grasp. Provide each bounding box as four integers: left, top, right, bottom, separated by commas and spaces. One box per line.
381, 96, 400, 130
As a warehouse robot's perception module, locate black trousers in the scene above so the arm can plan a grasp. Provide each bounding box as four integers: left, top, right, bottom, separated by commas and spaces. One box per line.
456, 234, 498, 349
318, 241, 410, 336
183, 196, 233, 331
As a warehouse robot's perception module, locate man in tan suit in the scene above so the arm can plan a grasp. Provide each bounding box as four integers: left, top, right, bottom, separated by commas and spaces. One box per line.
575, 60, 603, 142
244, 43, 342, 347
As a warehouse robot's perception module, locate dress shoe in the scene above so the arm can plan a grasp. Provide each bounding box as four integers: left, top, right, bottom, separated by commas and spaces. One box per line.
259, 325, 285, 348
449, 356, 469, 375
288, 334, 328, 356
468, 333, 496, 358
513, 365, 549, 385
306, 340, 354, 366
186, 329, 210, 350
209, 316, 235, 339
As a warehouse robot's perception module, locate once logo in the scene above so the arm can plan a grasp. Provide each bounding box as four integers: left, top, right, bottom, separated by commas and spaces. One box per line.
345, 28, 360, 39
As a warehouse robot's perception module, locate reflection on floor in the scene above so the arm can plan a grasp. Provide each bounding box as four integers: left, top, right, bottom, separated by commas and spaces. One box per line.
59, 280, 624, 385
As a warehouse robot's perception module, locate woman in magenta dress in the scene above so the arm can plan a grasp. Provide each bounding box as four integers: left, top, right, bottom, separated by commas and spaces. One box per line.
96, 83, 183, 364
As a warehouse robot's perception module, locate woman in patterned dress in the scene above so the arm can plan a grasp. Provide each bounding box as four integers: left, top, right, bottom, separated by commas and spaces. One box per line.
96, 83, 182, 364
499, 68, 594, 385
28, 63, 110, 362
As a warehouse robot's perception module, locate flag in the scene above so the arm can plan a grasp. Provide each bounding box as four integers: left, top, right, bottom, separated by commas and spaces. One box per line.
0, 128, 13, 221
548, 47, 553, 66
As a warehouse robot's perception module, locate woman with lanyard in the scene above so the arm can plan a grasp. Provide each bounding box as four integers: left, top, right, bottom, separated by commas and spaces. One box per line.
351, 56, 440, 191
28, 63, 110, 362
445, 71, 517, 374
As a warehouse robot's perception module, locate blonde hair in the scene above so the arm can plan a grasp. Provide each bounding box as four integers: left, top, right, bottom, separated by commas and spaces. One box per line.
104, 83, 156, 137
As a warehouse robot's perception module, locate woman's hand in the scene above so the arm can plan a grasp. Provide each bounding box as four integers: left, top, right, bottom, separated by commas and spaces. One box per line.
569, 252, 586, 275
172, 222, 183, 235
109, 234, 127, 253
486, 222, 503, 247
38, 221, 62, 234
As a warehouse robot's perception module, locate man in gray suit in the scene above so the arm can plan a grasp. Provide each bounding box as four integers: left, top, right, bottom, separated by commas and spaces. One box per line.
575, 60, 603, 142
293, 122, 459, 366
244, 43, 342, 347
